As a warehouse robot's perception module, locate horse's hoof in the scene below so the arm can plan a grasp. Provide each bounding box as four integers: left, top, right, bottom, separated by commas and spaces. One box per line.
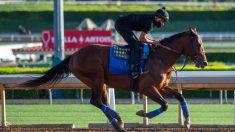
110, 118, 126, 132
118, 119, 125, 129
136, 110, 148, 117
184, 117, 191, 129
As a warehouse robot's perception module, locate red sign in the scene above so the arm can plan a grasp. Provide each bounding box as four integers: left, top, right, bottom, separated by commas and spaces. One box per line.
41, 30, 112, 49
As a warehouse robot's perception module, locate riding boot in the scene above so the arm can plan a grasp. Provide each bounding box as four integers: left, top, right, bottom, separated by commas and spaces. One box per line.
130, 44, 140, 79
129, 44, 140, 92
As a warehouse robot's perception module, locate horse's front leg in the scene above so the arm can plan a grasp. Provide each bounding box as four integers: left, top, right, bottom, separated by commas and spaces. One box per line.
159, 86, 190, 129
136, 86, 168, 119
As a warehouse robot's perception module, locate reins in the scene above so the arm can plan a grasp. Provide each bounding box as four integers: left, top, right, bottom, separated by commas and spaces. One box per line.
171, 55, 190, 83
154, 43, 190, 71
155, 43, 181, 55
154, 43, 190, 83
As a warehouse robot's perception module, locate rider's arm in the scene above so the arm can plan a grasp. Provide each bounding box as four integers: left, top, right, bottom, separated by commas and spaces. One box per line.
139, 31, 161, 46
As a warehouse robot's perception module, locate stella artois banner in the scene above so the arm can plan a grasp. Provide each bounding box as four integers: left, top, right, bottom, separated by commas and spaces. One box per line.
41, 30, 112, 49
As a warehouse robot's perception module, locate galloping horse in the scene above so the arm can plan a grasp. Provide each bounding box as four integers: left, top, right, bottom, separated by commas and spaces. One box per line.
18, 28, 207, 132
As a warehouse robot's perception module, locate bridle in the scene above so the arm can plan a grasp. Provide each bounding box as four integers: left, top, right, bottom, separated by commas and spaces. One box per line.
153, 43, 188, 71
152, 30, 207, 82
153, 35, 201, 71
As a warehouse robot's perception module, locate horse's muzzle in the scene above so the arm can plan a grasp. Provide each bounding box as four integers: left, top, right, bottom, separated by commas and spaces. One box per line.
193, 56, 208, 68
203, 61, 208, 66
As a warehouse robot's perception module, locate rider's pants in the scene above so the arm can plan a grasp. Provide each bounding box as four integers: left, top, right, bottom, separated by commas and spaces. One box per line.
115, 17, 140, 79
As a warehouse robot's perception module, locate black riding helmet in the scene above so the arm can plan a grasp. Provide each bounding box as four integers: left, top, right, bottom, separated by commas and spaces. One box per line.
154, 7, 169, 22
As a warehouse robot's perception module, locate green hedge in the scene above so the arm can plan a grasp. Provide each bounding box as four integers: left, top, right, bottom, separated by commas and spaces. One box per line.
0, 62, 234, 74
206, 52, 235, 62
176, 52, 235, 67
0, 67, 48, 74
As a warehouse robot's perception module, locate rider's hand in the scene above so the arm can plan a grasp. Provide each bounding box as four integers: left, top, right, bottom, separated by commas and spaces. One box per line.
152, 41, 161, 47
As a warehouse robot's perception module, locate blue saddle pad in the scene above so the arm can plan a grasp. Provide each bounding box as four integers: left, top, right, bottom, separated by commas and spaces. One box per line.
108, 44, 150, 75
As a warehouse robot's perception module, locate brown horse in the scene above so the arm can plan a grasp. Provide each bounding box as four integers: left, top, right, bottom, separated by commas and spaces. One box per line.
18, 28, 207, 132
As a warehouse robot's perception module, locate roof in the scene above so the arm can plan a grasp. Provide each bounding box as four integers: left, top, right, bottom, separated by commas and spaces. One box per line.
99, 19, 115, 30
76, 18, 97, 30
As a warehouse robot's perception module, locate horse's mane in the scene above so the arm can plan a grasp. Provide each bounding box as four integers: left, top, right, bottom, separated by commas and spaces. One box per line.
159, 31, 188, 45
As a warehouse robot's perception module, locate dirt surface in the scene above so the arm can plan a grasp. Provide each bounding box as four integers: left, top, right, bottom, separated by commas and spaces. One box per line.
1, 127, 235, 132
1, 125, 235, 132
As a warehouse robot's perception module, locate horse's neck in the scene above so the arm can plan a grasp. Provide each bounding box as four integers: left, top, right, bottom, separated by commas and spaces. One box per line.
157, 39, 184, 69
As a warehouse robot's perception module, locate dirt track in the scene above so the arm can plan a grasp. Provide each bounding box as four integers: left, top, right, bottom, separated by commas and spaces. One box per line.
1, 126, 235, 132
1, 128, 235, 132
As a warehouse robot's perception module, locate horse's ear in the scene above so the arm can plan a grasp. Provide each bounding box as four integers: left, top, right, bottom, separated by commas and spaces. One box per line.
189, 27, 197, 34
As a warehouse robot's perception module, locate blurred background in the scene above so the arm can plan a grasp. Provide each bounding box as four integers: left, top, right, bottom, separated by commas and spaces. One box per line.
0, 0, 234, 102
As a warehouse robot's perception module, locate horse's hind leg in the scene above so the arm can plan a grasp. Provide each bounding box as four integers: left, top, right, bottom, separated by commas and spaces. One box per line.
136, 86, 168, 119
90, 81, 125, 132
159, 86, 190, 129
101, 85, 124, 130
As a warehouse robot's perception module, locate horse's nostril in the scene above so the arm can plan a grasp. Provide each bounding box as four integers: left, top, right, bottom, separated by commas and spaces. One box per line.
203, 61, 208, 66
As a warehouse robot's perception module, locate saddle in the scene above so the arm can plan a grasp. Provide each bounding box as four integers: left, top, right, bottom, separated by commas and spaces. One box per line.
112, 44, 149, 60
108, 44, 150, 75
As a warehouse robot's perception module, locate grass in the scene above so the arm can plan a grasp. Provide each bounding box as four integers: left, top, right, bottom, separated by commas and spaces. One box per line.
0, 4, 233, 12
3, 104, 233, 128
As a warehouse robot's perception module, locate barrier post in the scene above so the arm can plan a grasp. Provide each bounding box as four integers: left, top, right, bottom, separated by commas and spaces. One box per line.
177, 84, 183, 126
143, 95, 149, 125
225, 90, 228, 104
0, 85, 6, 128
109, 88, 116, 110
80, 89, 84, 104
234, 90, 235, 125
220, 90, 223, 104
48, 89, 52, 105
131, 92, 135, 104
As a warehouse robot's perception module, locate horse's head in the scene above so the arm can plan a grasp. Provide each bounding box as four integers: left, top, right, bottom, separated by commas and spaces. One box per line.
182, 28, 208, 68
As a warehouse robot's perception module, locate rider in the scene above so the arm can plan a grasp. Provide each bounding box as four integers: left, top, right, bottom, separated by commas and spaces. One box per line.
115, 7, 169, 79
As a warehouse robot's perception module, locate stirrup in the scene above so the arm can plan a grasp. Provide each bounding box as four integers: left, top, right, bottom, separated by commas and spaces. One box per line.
131, 70, 149, 79
140, 70, 149, 75
131, 72, 139, 79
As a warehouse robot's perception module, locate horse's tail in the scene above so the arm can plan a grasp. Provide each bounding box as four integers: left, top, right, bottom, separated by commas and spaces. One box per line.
18, 56, 72, 88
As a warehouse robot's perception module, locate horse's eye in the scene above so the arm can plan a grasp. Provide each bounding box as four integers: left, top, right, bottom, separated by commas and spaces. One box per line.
197, 45, 202, 50
197, 44, 201, 48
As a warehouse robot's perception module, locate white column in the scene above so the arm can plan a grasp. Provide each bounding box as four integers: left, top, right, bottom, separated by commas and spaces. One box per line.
234, 90, 235, 125
143, 95, 149, 125
177, 85, 183, 126
109, 88, 116, 110
220, 90, 223, 104
225, 90, 228, 104
131, 92, 135, 104
1, 85, 6, 128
